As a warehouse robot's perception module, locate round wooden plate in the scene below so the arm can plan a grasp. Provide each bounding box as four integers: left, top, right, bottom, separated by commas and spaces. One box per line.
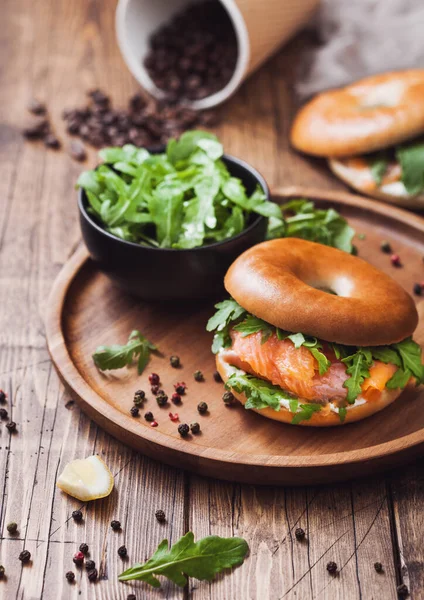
46, 187, 424, 485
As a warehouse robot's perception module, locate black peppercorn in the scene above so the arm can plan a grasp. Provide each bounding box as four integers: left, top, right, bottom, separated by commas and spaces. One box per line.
397, 584, 409, 597
130, 406, 140, 417
65, 570, 75, 582
144, 412, 154, 422
111, 520, 121, 531
381, 240, 392, 253
213, 371, 222, 383
79, 543, 89, 554
7, 522, 18, 534
149, 373, 160, 385
85, 559, 96, 570
178, 423, 190, 437
0, 408, 7, 419
72, 510, 83, 522
87, 568, 98, 582
133, 390, 145, 406
174, 382, 186, 395
0, 565, 5, 579
19, 550, 31, 563
374, 562, 383, 573
170, 355, 180, 368
193, 370, 204, 382
326, 561, 337, 574
73, 551, 84, 566
118, 545, 127, 558
413, 283, 422, 296
6, 421, 16, 433
151, 384, 160, 395
190, 422, 200, 434
155, 509, 166, 523
0, 390, 6, 403
222, 391, 235, 405
197, 402, 208, 414
156, 392, 168, 407
127, 595, 136, 600
295, 527, 305, 541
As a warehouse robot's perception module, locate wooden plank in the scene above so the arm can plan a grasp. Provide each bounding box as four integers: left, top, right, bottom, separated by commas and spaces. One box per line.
389, 461, 424, 599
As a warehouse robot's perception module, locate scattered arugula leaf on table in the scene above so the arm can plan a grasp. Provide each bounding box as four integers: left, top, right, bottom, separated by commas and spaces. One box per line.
92, 330, 157, 375
118, 532, 249, 587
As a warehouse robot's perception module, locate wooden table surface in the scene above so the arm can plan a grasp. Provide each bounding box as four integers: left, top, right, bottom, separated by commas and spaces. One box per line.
1, 0, 423, 598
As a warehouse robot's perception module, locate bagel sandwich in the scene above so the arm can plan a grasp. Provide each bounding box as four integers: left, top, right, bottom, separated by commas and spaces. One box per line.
207, 239, 423, 427
290, 70, 424, 208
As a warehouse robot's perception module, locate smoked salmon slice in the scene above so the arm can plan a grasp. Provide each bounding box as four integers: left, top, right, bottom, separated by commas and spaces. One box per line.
222, 330, 395, 403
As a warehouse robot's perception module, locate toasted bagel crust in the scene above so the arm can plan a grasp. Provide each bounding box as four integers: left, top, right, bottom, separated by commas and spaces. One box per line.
216, 354, 402, 427
291, 70, 424, 157
225, 238, 418, 346
329, 157, 424, 209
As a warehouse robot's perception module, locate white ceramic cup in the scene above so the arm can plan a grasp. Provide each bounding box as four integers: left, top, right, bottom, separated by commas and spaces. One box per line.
116, 0, 318, 110
116, 0, 250, 110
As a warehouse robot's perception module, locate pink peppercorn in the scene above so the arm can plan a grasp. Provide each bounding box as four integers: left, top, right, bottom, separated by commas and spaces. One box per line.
150, 420, 158, 427
169, 412, 179, 422
390, 254, 401, 266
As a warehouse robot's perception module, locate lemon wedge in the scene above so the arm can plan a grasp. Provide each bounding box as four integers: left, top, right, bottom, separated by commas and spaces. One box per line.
56, 455, 114, 501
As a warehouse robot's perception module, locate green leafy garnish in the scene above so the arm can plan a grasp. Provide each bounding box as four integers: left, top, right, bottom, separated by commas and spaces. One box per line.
226, 371, 295, 411
338, 406, 347, 423
206, 299, 246, 353
368, 154, 389, 186
92, 330, 157, 375
396, 141, 424, 196
270, 199, 355, 253
233, 315, 274, 344
118, 532, 249, 587
342, 349, 372, 404
290, 403, 322, 425
77, 132, 279, 249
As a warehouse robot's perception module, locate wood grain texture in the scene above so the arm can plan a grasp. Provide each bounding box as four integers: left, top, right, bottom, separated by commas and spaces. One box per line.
0, 0, 420, 597
46, 190, 424, 485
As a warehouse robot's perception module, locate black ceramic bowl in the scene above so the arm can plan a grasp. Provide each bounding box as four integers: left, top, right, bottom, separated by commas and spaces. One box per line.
78, 154, 268, 300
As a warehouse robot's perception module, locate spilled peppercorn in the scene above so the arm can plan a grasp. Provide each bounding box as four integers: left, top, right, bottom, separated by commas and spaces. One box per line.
0, 566, 5, 579
130, 406, 140, 417
72, 510, 83, 522
155, 509, 166, 523
197, 402, 208, 414
0, 390, 6, 403
326, 561, 337, 574
295, 528, 305, 541
193, 370, 204, 382
6, 422, 16, 433
178, 423, 190, 437
111, 520, 121, 531
65, 570, 75, 583
213, 371, 222, 383
170, 355, 180, 368
0, 408, 8, 419
87, 568, 98, 582
144, 412, 154, 422
149, 373, 160, 385
19, 550, 31, 563
85, 559, 96, 571
7, 522, 18, 534
222, 391, 235, 405
374, 562, 383, 573
156, 392, 168, 407
171, 392, 182, 405
133, 390, 145, 406
79, 543, 89, 554
190, 422, 200, 434
174, 382, 186, 395
118, 545, 128, 558
73, 551, 84, 566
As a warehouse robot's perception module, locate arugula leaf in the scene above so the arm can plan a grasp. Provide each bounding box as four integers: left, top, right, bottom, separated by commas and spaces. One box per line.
233, 315, 273, 344
291, 403, 322, 425
386, 368, 412, 390
148, 182, 184, 247
275, 200, 355, 253
338, 406, 347, 423
206, 299, 246, 353
370, 346, 402, 367
309, 347, 331, 376
226, 371, 295, 411
396, 141, 424, 195
92, 330, 157, 375
368, 154, 389, 186
342, 349, 372, 403
393, 338, 424, 384
166, 131, 218, 165
118, 532, 248, 587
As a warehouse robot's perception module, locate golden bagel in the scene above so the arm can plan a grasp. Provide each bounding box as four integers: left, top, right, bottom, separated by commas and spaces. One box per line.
291, 70, 424, 157
224, 238, 418, 346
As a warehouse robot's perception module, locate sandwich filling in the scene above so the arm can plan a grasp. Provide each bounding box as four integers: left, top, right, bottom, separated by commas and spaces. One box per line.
343, 138, 424, 197
207, 299, 424, 424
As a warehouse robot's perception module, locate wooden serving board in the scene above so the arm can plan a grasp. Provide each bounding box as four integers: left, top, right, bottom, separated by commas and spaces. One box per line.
46, 188, 424, 485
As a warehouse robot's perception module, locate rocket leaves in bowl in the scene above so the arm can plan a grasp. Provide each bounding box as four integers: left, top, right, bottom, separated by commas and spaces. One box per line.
77, 130, 355, 252
77, 131, 279, 249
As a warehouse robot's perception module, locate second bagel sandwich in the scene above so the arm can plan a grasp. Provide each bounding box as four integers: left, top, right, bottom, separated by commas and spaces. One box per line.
207, 238, 423, 426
